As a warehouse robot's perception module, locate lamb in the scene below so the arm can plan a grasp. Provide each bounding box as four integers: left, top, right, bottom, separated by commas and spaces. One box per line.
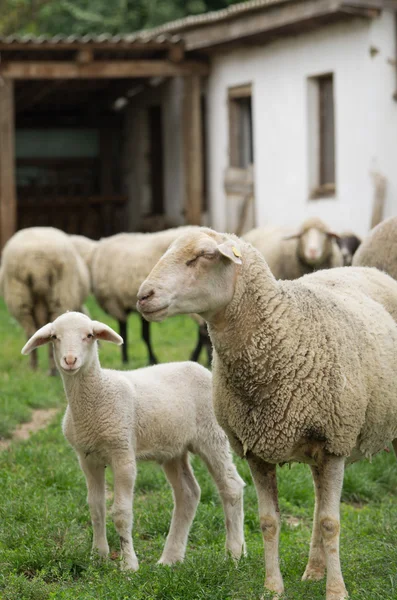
137, 227, 397, 600
0, 227, 90, 373
336, 232, 361, 266
243, 216, 343, 279
90, 227, 211, 365
352, 216, 397, 276
21, 311, 245, 570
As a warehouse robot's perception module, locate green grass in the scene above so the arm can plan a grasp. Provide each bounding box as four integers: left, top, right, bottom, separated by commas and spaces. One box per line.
1, 298, 397, 599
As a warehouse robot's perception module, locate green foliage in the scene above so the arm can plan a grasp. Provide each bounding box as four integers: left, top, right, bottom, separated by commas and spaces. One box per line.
1, 297, 397, 598
0, 0, 243, 36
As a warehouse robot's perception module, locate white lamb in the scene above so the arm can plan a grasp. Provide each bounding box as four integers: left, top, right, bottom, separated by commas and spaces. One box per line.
21, 312, 245, 570
137, 227, 397, 600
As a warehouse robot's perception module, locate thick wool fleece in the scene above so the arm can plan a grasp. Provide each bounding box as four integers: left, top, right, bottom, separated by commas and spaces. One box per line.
91, 227, 197, 322
243, 218, 343, 280
353, 216, 397, 280
0, 227, 89, 332
209, 241, 397, 464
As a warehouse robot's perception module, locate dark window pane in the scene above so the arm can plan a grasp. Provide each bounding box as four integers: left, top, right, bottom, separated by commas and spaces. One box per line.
319, 75, 335, 186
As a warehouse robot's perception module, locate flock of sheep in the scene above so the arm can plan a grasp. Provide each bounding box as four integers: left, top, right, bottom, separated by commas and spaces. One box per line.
1, 215, 397, 600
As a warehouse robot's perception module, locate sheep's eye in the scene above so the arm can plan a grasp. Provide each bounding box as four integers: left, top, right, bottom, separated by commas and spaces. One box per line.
87, 333, 94, 339
51, 334, 57, 341
186, 256, 199, 267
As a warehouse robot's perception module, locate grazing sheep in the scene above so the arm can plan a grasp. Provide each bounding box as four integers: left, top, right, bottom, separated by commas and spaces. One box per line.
21, 312, 245, 570
336, 232, 361, 266
353, 216, 397, 277
0, 227, 90, 373
91, 227, 211, 365
243, 217, 343, 279
137, 227, 397, 600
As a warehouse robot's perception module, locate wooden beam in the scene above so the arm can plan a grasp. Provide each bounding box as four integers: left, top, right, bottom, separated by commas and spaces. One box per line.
76, 48, 94, 64
0, 60, 209, 80
0, 78, 17, 249
183, 76, 203, 225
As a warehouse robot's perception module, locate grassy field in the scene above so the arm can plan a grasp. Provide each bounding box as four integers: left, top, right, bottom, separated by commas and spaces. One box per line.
1, 297, 397, 600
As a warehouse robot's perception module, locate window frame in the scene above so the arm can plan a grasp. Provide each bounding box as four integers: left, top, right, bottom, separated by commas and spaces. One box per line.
228, 84, 254, 169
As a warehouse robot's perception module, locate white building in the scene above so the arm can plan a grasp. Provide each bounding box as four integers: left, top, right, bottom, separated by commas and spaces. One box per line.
127, 0, 397, 237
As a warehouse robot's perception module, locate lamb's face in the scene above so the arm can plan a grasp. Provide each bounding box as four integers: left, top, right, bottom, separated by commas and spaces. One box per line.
299, 227, 329, 265
137, 229, 242, 322
21, 312, 123, 375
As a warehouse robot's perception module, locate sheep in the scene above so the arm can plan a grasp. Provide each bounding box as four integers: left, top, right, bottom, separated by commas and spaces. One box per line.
137, 227, 397, 600
21, 311, 245, 570
90, 227, 211, 365
69, 234, 98, 273
352, 216, 397, 276
336, 232, 362, 266
243, 216, 343, 279
0, 227, 90, 374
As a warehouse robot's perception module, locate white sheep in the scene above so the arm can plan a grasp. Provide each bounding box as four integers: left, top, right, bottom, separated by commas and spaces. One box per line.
243, 216, 343, 279
90, 227, 211, 365
137, 227, 397, 600
21, 311, 245, 570
69, 234, 98, 273
352, 216, 397, 276
0, 227, 90, 373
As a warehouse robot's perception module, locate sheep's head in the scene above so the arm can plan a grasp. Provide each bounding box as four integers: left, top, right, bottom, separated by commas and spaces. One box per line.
21, 312, 123, 375
137, 228, 242, 322
336, 233, 361, 266
284, 217, 340, 267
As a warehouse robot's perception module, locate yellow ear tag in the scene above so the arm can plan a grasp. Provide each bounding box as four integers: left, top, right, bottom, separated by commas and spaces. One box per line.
232, 246, 241, 258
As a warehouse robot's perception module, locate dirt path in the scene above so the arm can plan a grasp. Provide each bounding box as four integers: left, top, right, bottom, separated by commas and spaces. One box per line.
0, 408, 59, 451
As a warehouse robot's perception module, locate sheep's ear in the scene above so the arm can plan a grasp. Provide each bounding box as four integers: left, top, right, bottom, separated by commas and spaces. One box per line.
217, 240, 242, 265
282, 233, 301, 241
326, 232, 341, 241
21, 323, 53, 355
92, 321, 123, 345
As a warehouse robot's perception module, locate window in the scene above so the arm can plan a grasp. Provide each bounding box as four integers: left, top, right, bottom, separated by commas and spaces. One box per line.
308, 73, 336, 198
228, 85, 254, 169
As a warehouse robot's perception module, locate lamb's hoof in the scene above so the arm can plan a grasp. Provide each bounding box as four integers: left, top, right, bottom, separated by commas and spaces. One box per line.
326, 585, 348, 600
91, 546, 109, 561
302, 564, 325, 581
263, 577, 284, 597
158, 555, 183, 566
120, 559, 139, 572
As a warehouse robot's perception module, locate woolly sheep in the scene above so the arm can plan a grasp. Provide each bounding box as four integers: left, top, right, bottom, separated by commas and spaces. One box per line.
336, 232, 361, 266
0, 227, 90, 373
69, 234, 98, 273
353, 216, 397, 276
137, 227, 397, 600
21, 311, 245, 570
243, 216, 343, 279
90, 227, 211, 365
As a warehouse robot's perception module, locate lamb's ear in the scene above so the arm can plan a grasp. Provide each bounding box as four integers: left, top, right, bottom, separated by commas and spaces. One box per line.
326, 231, 341, 241
92, 321, 123, 345
282, 233, 301, 241
21, 323, 53, 355
217, 239, 243, 265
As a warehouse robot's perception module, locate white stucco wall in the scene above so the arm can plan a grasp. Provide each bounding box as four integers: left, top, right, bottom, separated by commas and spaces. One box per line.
206, 12, 397, 237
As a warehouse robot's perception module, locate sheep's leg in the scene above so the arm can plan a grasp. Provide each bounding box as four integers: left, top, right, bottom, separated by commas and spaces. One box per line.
119, 320, 128, 363
159, 453, 201, 565
247, 455, 283, 596
141, 315, 158, 365
197, 444, 245, 560
78, 454, 109, 559
30, 347, 38, 370
302, 465, 326, 581
392, 439, 397, 458
317, 454, 347, 600
190, 325, 203, 362
48, 344, 57, 376
111, 456, 138, 571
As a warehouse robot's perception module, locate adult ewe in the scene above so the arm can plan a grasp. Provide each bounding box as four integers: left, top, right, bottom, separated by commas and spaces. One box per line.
91, 227, 211, 365
137, 227, 397, 600
243, 216, 343, 279
0, 227, 89, 373
353, 216, 397, 276
22, 312, 245, 570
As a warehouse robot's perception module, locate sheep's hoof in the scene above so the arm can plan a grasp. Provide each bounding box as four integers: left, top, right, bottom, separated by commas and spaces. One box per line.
326, 586, 348, 600
302, 564, 325, 581
120, 558, 139, 572
263, 577, 284, 597
157, 555, 183, 566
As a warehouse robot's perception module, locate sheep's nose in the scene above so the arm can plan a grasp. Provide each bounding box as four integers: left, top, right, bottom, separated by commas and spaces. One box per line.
137, 289, 155, 305
64, 354, 77, 366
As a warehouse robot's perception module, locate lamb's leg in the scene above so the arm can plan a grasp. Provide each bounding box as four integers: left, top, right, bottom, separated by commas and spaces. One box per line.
119, 320, 128, 363
79, 454, 109, 558
392, 439, 397, 458
197, 444, 245, 560
317, 454, 348, 600
247, 455, 283, 596
30, 347, 38, 370
48, 344, 57, 376
302, 465, 326, 581
141, 315, 158, 365
190, 325, 203, 362
111, 456, 138, 571
159, 453, 201, 565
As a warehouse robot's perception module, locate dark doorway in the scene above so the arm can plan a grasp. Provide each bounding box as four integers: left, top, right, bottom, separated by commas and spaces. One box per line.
148, 105, 165, 215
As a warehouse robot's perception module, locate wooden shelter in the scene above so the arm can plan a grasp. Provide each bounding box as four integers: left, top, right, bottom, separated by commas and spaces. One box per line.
0, 33, 208, 248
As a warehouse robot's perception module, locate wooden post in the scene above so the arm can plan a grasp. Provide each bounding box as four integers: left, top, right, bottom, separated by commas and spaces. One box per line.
0, 78, 16, 249
100, 126, 114, 236
183, 75, 203, 225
